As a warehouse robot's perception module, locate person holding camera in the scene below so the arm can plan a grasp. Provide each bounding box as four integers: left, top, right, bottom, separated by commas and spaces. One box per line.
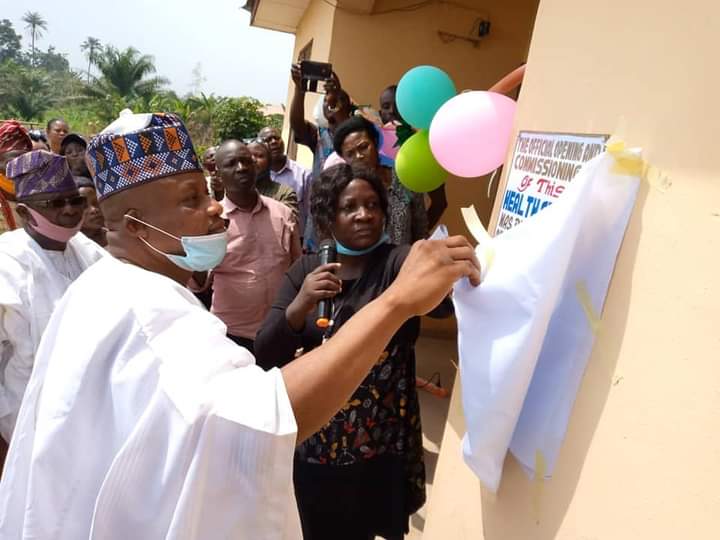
289, 63, 353, 251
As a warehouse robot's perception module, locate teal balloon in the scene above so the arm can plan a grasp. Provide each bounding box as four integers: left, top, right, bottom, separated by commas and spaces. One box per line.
395, 130, 447, 193
396, 66, 457, 129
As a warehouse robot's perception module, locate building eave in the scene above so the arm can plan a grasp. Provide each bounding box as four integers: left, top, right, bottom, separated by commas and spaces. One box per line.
245, 0, 311, 34
247, 0, 376, 33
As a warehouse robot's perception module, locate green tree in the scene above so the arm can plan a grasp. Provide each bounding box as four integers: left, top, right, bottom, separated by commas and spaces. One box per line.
184, 92, 227, 148
266, 113, 284, 132
188, 93, 227, 123
132, 90, 184, 117
214, 97, 266, 143
80, 37, 101, 84
52, 69, 89, 108
88, 46, 168, 99
21, 11, 47, 68
35, 46, 69, 74
0, 19, 22, 64
86, 46, 169, 121
0, 63, 54, 120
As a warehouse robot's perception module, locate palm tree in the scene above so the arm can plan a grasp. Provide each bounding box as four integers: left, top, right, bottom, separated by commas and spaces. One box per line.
21, 11, 47, 68
87, 46, 168, 100
187, 93, 227, 124
0, 65, 54, 120
185, 93, 228, 147
80, 37, 101, 84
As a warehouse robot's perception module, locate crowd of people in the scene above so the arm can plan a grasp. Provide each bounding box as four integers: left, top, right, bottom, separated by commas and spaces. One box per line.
0, 67, 481, 540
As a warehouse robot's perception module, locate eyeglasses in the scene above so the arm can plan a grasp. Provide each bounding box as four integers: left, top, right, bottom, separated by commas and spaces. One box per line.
30, 196, 88, 209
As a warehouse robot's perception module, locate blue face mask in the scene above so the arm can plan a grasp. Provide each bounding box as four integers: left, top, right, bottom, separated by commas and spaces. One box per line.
335, 232, 390, 256
125, 215, 228, 272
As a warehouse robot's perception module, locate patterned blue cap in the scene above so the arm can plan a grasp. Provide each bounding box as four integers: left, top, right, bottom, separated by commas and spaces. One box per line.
86, 111, 201, 200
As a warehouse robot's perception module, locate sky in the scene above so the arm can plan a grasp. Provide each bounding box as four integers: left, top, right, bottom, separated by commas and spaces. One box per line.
4, 0, 296, 104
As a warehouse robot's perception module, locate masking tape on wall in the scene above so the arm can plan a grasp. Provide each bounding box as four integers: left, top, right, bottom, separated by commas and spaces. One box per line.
533, 449, 547, 523
644, 164, 672, 193
461, 205, 495, 280
607, 139, 645, 176
461, 205, 492, 244
607, 138, 671, 192
575, 281, 601, 335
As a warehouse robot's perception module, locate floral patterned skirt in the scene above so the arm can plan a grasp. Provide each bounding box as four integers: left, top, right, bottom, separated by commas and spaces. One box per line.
293, 344, 426, 538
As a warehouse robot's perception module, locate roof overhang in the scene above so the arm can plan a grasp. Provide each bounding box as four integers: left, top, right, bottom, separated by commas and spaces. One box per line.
244, 0, 311, 34
244, 0, 376, 34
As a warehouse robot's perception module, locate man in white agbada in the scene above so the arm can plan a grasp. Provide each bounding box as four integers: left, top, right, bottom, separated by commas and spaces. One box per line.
0, 150, 106, 445
0, 111, 481, 539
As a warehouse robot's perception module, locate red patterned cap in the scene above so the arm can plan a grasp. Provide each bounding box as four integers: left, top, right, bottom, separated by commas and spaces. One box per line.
0, 120, 33, 155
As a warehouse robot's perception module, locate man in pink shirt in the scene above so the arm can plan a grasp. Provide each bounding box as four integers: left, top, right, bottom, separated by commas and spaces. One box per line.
194, 139, 300, 352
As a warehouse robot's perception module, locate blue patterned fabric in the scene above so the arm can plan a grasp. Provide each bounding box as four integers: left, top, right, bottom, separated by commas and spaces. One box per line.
86, 113, 201, 200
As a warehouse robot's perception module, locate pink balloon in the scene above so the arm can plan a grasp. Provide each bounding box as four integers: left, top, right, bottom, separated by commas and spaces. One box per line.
380, 124, 399, 160
429, 91, 517, 178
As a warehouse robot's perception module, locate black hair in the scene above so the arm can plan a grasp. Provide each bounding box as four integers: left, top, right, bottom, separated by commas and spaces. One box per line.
311, 162, 388, 239
337, 89, 351, 105
46, 118, 67, 130
248, 139, 271, 158
248, 140, 271, 178
379, 84, 404, 124
59, 134, 87, 155
28, 129, 47, 143
257, 126, 280, 137
329, 89, 354, 116
332, 116, 379, 156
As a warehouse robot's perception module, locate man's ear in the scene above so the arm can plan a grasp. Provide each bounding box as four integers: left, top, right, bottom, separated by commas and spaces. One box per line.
123, 209, 148, 239
15, 203, 34, 225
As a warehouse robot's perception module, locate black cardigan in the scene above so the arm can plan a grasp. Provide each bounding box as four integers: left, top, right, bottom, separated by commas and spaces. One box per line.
254, 243, 453, 369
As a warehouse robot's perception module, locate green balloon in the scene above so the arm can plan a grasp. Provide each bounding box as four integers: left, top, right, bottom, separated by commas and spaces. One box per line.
395, 130, 447, 193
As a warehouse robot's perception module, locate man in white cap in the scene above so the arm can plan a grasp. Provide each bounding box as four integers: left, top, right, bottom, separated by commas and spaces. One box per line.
0, 111, 481, 539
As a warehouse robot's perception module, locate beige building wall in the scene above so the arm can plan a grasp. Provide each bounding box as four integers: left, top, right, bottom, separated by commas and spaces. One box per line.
282, 0, 539, 228
283, 0, 538, 337
423, 0, 720, 538
328, 0, 539, 235
329, 0, 537, 107
282, 0, 337, 168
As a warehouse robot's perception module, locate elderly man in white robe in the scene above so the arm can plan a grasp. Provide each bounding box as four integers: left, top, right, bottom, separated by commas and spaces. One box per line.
0, 111, 481, 539
0, 150, 106, 451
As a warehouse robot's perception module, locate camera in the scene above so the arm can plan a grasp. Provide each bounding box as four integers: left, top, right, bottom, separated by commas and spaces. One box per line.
300, 61, 333, 93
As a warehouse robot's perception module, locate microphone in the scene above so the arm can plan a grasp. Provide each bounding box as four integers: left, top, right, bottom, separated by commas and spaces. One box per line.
316, 239, 337, 328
